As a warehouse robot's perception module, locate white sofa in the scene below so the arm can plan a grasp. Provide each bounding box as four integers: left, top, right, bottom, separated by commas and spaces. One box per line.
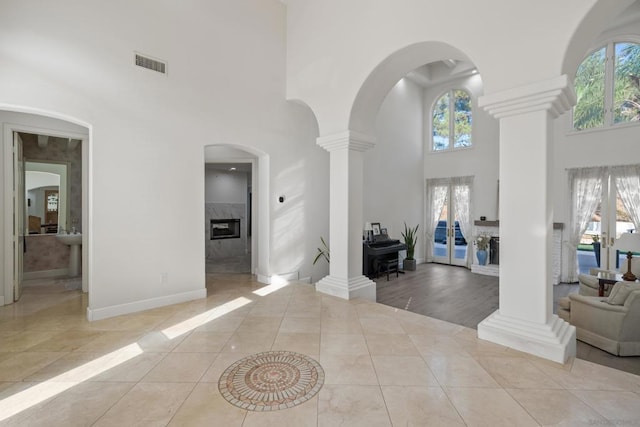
577, 257, 640, 296
561, 281, 640, 356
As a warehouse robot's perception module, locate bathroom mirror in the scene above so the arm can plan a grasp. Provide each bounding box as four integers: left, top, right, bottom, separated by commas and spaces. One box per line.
25, 161, 69, 234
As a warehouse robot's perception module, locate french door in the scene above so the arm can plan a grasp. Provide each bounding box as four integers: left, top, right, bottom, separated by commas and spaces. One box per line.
588, 175, 636, 271
573, 166, 639, 276
429, 179, 471, 267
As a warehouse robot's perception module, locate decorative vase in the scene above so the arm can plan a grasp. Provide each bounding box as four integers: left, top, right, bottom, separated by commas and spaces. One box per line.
476, 249, 488, 266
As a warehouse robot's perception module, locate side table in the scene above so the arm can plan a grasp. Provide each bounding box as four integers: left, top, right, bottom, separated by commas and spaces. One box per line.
596, 272, 623, 297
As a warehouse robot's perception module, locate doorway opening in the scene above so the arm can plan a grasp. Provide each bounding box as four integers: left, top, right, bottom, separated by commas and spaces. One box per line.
204, 162, 253, 274
3, 121, 88, 306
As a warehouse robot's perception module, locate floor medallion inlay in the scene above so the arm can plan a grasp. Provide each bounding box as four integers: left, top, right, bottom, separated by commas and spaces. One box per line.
218, 351, 324, 411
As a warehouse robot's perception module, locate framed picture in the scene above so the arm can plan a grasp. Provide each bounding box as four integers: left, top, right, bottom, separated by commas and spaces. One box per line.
380, 227, 388, 236
372, 222, 381, 236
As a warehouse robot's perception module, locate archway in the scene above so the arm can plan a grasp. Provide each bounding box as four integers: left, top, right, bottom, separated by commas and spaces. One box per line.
1, 106, 90, 306
204, 144, 270, 282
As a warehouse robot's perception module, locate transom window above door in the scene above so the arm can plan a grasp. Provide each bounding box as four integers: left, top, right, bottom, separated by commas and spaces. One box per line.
431, 89, 472, 151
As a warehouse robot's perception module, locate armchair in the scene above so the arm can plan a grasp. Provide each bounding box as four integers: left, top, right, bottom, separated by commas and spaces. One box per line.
577, 257, 640, 296
566, 282, 640, 356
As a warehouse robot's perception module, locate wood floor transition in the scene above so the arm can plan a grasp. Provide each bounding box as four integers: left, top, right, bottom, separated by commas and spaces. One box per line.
375, 262, 640, 376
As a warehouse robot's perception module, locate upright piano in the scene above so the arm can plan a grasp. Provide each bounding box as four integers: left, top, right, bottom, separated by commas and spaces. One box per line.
363, 237, 407, 278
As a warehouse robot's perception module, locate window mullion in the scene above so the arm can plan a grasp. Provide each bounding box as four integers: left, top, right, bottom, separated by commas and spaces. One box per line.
449, 90, 455, 150
604, 42, 615, 126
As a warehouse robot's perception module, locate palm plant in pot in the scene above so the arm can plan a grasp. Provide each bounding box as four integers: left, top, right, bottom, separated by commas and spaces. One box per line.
401, 222, 419, 271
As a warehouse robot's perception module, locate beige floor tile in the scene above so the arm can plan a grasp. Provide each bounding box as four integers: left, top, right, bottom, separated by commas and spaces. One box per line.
200, 352, 250, 383
247, 303, 289, 318
318, 384, 391, 427
0, 351, 66, 381
279, 317, 320, 334
285, 303, 322, 318
142, 352, 217, 382
530, 357, 630, 391
26, 329, 102, 352
507, 388, 610, 426
73, 331, 144, 354
172, 331, 232, 353
409, 333, 465, 357
320, 354, 378, 385
365, 333, 420, 356
193, 315, 245, 332
3, 381, 135, 427
0, 331, 55, 352
476, 356, 563, 389
91, 352, 166, 382
272, 332, 320, 355
372, 355, 439, 386
359, 316, 405, 334
320, 333, 369, 355
570, 390, 640, 423
168, 382, 247, 426
445, 387, 539, 426
382, 385, 465, 426
243, 395, 318, 427
23, 351, 100, 382
93, 382, 195, 426
425, 354, 500, 387
320, 316, 363, 334
236, 316, 283, 334
135, 330, 186, 352
221, 331, 276, 353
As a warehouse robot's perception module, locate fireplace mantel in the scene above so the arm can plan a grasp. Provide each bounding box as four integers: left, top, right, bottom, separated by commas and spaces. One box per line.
474, 220, 563, 230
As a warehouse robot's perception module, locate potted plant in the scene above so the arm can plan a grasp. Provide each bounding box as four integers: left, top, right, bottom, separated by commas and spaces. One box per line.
401, 223, 419, 271
474, 233, 491, 265
592, 234, 601, 267
313, 236, 330, 265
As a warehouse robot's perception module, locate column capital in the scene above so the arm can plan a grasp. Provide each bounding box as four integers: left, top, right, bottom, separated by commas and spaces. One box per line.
317, 130, 375, 152
479, 75, 576, 120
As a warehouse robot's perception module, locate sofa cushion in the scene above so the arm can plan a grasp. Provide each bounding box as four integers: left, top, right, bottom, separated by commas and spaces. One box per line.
607, 281, 640, 305
558, 296, 571, 310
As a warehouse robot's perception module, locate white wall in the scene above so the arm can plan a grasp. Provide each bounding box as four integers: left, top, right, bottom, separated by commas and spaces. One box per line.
365, 78, 424, 259
204, 167, 248, 204
0, 0, 325, 316
423, 75, 500, 222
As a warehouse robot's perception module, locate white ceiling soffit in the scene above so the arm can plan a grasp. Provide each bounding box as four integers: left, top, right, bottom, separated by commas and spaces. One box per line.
405, 60, 477, 88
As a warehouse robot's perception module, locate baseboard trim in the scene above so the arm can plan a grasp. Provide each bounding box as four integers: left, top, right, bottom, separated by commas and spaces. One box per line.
86, 288, 207, 321
23, 268, 69, 280
256, 271, 300, 285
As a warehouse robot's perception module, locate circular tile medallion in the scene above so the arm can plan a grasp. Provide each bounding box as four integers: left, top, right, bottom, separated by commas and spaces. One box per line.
218, 351, 324, 411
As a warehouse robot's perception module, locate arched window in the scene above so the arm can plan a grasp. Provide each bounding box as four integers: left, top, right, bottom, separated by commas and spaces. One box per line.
573, 41, 640, 131
432, 89, 472, 151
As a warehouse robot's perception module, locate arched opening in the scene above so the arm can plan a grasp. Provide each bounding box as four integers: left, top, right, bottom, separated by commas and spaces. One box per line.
1, 107, 90, 307
204, 144, 270, 282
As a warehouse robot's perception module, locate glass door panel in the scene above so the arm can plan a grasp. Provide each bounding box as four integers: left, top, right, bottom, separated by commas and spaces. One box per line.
431, 189, 469, 266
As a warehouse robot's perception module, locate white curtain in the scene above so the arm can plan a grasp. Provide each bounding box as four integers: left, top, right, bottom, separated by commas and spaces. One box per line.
425, 179, 448, 262
566, 167, 606, 282
612, 164, 640, 232
451, 176, 473, 268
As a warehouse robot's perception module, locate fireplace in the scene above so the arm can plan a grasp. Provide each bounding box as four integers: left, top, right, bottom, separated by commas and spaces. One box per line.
490, 237, 499, 265
210, 219, 241, 240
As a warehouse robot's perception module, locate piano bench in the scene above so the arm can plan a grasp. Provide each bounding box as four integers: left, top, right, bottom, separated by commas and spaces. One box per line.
377, 259, 399, 281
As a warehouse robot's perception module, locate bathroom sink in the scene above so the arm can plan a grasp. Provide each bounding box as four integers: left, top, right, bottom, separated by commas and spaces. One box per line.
56, 233, 82, 246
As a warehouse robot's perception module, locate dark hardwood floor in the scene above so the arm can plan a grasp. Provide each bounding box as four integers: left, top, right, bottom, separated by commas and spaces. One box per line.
376, 262, 640, 376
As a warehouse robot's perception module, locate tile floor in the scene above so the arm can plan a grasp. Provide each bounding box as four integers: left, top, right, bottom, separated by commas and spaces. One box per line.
0, 274, 639, 426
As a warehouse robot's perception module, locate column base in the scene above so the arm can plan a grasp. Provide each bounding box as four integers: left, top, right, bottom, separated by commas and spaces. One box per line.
315, 275, 376, 301
478, 310, 576, 363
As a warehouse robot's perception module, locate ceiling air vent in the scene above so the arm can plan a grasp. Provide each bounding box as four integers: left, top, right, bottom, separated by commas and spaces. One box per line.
134, 53, 167, 75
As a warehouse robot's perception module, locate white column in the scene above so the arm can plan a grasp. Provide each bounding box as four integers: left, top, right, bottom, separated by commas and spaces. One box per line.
477, 75, 576, 363
315, 131, 377, 301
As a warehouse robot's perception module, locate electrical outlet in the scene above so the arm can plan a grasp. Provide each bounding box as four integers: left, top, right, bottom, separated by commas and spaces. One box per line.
160, 272, 168, 285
